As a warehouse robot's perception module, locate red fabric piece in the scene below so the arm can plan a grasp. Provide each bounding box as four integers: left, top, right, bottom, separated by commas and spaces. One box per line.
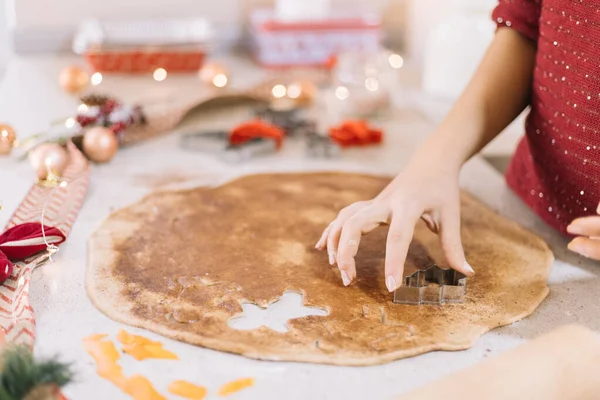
328, 120, 383, 147
229, 120, 285, 148
76, 115, 97, 127
100, 99, 118, 116
0, 222, 66, 260
0, 252, 13, 283
492, 1, 600, 235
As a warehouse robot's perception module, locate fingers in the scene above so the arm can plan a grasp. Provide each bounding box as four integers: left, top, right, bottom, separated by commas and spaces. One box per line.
384, 211, 419, 292
326, 220, 344, 266
568, 216, 600, 237
337, 210, 386, 286
597, 201, 600, 214
568, 236, 600, 260
322, 202, 369, 266
315, 223, 332, 250
336, 225, 360, 286
439, 203, 474, 276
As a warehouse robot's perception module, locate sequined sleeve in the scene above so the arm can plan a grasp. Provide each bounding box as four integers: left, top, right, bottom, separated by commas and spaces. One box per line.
491, 0, 542, 41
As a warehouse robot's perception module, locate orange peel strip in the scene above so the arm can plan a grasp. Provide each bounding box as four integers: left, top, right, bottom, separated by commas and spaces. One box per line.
124, 375, 167, 400
168, 380, 208, 400
218, 378, 255, 396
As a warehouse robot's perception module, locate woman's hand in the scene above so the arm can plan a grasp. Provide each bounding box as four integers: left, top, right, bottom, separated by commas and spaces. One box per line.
567, 202, 600, 260
315, 163, 475, 292
313, 28, 538, 291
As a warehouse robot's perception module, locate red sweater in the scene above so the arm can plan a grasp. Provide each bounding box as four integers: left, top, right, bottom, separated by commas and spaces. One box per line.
492, 0, 600, 235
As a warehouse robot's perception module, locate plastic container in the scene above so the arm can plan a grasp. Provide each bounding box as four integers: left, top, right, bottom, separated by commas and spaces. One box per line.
73, 18, 213, 73
248, 8, 381, 68
326, 50, 401, 117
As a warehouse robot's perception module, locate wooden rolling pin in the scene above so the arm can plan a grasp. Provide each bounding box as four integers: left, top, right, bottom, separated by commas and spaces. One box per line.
398, 325, 600, 400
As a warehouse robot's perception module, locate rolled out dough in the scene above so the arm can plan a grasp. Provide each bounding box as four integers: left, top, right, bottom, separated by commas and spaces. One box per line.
87, 173, 553, 366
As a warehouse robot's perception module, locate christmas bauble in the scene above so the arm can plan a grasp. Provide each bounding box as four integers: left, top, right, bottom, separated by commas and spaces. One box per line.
83, 127, 118, 163
59, 66, 89, 94
28, 143, 70, 180
0, 124, 17, 155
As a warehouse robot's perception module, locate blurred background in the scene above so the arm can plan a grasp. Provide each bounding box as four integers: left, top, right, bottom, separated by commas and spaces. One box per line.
0, 0, 498, 94
0, 0, 523, 171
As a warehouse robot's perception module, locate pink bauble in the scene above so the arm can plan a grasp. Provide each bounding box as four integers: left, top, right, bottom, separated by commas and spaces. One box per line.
83, 127, 119, 163
28, 143, 70, 180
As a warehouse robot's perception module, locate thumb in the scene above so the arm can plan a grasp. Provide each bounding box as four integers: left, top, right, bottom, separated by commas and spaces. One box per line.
439, 202, 474, 276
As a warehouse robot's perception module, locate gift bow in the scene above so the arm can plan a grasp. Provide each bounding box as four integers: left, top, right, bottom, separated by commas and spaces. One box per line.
0, 223, 66, 282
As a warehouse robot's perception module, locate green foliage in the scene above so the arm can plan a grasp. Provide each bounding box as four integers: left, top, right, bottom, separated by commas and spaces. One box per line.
0, 346, 72, 400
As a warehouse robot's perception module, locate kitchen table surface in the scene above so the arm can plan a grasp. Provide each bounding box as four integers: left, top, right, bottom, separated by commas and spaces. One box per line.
0, 55, 598, 400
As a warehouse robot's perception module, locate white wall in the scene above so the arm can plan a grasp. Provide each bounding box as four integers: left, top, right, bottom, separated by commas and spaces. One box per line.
12, 0, 241, 29
0, 0, 9, 67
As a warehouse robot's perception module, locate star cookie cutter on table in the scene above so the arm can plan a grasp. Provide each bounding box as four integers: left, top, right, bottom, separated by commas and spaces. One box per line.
393, 265, 467, 305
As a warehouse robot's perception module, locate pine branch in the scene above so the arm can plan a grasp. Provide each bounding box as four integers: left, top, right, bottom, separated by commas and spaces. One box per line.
0, 346, 73, 399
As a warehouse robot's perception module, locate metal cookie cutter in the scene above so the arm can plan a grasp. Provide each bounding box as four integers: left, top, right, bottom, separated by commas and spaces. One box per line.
393, 265, 467, 305
305, 131, 340, 159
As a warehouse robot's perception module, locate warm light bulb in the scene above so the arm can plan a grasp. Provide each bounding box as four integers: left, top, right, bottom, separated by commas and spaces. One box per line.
1, 130, 7, 138
389, 53, 404, 69
287, 84, 302, 99
271, 84, 287, 99
365, 77, 379, 92
212, 73, 228, 88
335, 86, 349, 100
91, 72, 103, 85
65, 117, 76, 128
153, 68, 168, 82
78, 104, 89, 113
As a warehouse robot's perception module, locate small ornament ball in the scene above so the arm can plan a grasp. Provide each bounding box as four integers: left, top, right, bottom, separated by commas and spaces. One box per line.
28, 143, 70, 180
0, 124, 17, 155
59, 66, 90, 94
83, 127, 119, 163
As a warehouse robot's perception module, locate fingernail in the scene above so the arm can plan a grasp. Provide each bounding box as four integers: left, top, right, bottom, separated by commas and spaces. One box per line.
566, 223, 580, 235
341, 270, 351, 286
328, 252, 336, 265
464, 261, 475, 275
567, 240, 583, 255
386, 275, 397, 292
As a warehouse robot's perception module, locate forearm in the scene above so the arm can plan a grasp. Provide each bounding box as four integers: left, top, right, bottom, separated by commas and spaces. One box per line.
411, 28, 537, 170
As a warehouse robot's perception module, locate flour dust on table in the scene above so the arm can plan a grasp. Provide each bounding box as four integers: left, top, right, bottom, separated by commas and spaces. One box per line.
86, 173, 553, 366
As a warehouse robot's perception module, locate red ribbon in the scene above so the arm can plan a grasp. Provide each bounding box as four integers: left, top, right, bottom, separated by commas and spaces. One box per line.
0, 223, 66, 282
229, 120, 285, 148
329, 120, 383, 147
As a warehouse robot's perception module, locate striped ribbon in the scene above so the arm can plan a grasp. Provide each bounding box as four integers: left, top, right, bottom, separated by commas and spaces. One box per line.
0, 142, 90, 347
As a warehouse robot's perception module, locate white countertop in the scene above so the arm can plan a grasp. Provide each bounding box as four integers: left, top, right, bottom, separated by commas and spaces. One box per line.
0, 55, 598, 400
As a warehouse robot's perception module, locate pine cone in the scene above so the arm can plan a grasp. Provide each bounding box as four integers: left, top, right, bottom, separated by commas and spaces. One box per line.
23, 384, 66, 400
80, 94, 109, 107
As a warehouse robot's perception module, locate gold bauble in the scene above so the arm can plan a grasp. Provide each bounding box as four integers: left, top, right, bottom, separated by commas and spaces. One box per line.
0, 124, 16, 155
59, 66, 90, 94
28, 143, 70, 180
83, 127, 119, 163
